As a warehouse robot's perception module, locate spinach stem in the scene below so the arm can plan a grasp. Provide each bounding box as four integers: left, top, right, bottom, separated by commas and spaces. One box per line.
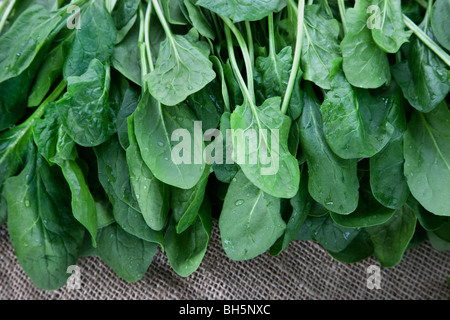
423, 0, 433, 31
0, 0, 15, 34
308, 0, 313, 5
268, 14, 276, 58
281, 0, 305, 115
220, 15, 255, 102
245, 21, 254, 70
151, 0, 177, 51
403, 14, 450, 67
337, 0, 348, 35
138, 5, 149, 92
144, 1, 154, 72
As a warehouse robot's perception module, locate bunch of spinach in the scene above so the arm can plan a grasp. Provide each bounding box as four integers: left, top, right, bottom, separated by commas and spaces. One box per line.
0, 0, 449, 290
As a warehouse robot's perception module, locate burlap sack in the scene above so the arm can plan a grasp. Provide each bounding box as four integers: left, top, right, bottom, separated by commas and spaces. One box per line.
0, 223, 449, 300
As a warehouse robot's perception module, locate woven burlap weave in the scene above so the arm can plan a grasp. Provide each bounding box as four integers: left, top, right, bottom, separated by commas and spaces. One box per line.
0, 223, 449, 300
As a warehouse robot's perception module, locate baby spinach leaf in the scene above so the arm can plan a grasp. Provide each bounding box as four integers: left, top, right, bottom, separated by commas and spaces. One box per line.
116, 86, 140, 150
230, 96, 300, 199
301, 4, 341, 89
57, 59, 116, 147
330, 175, 396, 228
197, 0, 282, 23
97, 223, 158, 282
219, 170, 285, 261
367, 205, 417, 267
165, 197, 212, 277
299, 85, 359, 214
64, 0, 117, 78
407, 196, 447, 232
127, 116, 169, 232
171, 166, 210, 234
0, 5, 61, 83
5, 150, 84, 290
270, 168, 312, 256
254, 46, 302, 120
403, 101, 450, 217
370, 0, 412, 53
320, 60, 394, 159
146, 29, 215, 106
328, 230, 374, 263
391, 33, 450, 113
28, 37, 70, 107
370, 135, 409, 209
340, 0, 390, 88
431, 0, 450, 51
306, 214, 361, 253
111, 0, 140, 30
184, 0, 215, 40
134, 91, 205, 189
112, 19, 141, 85
162, 0, 189, 25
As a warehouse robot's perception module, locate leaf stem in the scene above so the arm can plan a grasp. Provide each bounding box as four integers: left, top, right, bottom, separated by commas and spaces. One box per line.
337, 0, 348, 35
220, 15, 255, 103
403, 14, 450, 67
144, 2, 154, 72
0, 0, 15, 34
245, 21, 254, 70
415, 0, 428, 9
151, 0, 176, 50
138, 5, 149, 92
281, 0, 305, 115
268, 13, 276, 58
28, 80, 67, 125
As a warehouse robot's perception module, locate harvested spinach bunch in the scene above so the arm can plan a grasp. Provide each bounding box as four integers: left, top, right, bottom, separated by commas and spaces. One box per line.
0, 0, 449, 290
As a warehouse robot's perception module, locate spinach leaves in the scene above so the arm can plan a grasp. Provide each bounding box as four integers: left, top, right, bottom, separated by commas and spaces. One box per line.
0, 0, 449, 290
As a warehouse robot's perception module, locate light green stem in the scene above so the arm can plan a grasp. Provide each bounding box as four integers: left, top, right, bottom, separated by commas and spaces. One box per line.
281, 0, 305, 115
221, 15, 255, 103
245, 21, 254, 70
144, 1, 154, 72
138, 5, 149, 92
403, 14, 450, 67
337, 0, 348, 35
0, 0, 15, 34
151, 0, 177, 51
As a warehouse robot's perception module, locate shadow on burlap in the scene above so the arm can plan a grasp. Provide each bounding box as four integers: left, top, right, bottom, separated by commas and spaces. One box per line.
0, 223, 449, 300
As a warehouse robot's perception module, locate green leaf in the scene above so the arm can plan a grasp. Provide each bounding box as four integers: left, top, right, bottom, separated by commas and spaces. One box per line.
57, 59, 116, 147
4, 150, 84, 290
171, 166, 210, 234
254, 46, 303, 120
95, 136, 164, 245
306, 214, 361, 253
404, 102, 450, 217
197, 0, 282, 22
163, 0, 189, 25
299, 85, 359, 214
111, 0, 140, 30
127, 116, 169, 231
340, 0, 391, 88
391, 33, 449, 113
146, 30, 215, 106
407, 196, 447, 231
64, 0, 117, 77
370, 0, 412, 53
183, 0, 215, 39
28, 37, 70, 107
219, 170, 285, 261
331, 175, 396, 228
320, 60, 394, 159
370, 135, 409, 209
301, 4, 341, 89
116, 86, 140, 150
328, 230, 374, 263
431, 0, 450, 51
97, 223, 158, 282
230, 97, 300, 199
165, 197, 212, 277
270, 168, 311, 255
367, 205, 417, 268
112, 19, 141, 85
134, 91, 206, 189
0, 5, 61, 83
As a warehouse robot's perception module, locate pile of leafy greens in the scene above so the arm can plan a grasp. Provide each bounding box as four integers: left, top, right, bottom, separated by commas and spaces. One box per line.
0, 0, 449, 290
